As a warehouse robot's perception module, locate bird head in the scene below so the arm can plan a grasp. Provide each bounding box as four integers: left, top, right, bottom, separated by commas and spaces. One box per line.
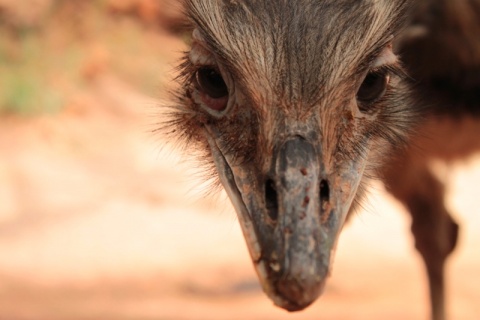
167, 0, 414, 311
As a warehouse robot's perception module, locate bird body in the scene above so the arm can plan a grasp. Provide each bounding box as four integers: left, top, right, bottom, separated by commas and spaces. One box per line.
163, 1, 480, 319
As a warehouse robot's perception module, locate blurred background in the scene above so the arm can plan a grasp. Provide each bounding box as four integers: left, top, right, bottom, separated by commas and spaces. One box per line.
0, 1, 479, 319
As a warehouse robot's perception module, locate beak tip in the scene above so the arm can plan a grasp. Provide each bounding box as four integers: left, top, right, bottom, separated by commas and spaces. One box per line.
272, 277, 328, 312
272, 275, 328, 312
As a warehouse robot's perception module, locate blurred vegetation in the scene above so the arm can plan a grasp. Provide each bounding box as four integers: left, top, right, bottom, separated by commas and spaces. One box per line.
0, 0, 185, 116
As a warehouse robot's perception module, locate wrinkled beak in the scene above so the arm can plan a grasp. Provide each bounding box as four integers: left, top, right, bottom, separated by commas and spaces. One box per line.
259, 136, 334, 310
207, 133, 362, 311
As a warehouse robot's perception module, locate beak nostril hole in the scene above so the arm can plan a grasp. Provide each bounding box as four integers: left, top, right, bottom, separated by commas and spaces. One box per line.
320, 179, 330, 209
265, 179, 279, 221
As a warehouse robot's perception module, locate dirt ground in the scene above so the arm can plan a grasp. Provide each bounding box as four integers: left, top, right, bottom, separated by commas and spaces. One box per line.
0, 4, 479, 320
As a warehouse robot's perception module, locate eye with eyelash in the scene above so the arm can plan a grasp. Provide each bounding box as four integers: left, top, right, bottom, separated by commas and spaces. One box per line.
356, 65, 393, 112
187, 31, 231, 114
190, 65, 230, 112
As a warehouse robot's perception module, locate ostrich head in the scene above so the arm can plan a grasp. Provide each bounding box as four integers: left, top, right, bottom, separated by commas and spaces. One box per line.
166, 0, 414, 311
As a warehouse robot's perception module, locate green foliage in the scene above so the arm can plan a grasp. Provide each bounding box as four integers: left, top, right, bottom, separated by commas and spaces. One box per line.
0, 1, 173, 116
0, 31, 78, 115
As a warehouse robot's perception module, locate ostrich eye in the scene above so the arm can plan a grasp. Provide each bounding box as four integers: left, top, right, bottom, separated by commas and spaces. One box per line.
194, 67, 229, 111
356, 69, 390, 109
195, 67, 228, 98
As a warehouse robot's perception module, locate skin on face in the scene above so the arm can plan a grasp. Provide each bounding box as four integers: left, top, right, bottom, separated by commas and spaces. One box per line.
168, 0, 416, 311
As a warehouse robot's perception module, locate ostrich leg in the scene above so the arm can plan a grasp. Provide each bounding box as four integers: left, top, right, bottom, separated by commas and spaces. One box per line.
384, 158, 459, 320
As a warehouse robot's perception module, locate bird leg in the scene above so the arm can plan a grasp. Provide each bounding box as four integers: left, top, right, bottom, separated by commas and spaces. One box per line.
384, 160, 459, 320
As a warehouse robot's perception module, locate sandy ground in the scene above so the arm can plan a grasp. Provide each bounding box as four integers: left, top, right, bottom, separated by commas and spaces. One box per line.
0, 26, 479, 320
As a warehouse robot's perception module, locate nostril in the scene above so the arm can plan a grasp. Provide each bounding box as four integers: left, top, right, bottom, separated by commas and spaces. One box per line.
265, 179, 279, 221
320, 179, 330, 210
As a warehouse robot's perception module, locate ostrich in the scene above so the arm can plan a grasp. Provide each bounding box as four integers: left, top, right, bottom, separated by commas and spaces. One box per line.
162, 0, 480, 319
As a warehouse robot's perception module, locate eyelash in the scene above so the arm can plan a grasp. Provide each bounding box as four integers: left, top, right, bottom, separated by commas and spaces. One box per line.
371, 64, 408, 81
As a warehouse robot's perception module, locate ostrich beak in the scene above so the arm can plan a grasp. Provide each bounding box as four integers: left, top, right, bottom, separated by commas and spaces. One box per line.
207, 133, 365, 311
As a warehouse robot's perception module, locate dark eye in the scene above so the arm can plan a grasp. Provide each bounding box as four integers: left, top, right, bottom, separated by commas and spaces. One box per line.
356, 70, 390, 110
195, 67, 228, 98
194, 67, 229, 111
